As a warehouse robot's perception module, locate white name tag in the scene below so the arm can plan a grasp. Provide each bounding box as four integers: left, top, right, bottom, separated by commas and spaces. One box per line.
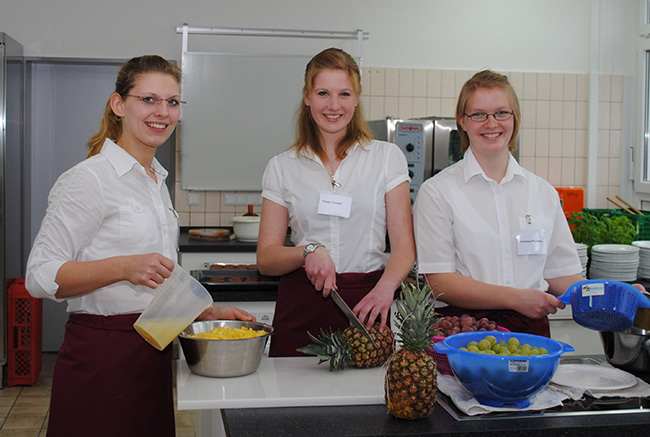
516, 229, 548, 255
317, 192, 352, 218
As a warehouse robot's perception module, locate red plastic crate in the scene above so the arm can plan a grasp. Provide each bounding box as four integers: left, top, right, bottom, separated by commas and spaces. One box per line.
7, 279, 42, 386
556, 187, 584, 216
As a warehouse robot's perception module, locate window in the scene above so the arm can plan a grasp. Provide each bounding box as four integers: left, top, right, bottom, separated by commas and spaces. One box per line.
635, 1, 650, 196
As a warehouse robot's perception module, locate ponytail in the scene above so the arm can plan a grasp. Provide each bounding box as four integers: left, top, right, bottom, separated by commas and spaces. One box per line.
86, 100, 122, 158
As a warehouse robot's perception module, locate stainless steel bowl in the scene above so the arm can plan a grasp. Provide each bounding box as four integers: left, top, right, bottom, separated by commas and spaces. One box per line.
600, 326, 650, 375
179, 320, 273, 377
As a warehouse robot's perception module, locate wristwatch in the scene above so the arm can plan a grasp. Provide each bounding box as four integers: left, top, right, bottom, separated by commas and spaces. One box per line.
302, 243, 325, 259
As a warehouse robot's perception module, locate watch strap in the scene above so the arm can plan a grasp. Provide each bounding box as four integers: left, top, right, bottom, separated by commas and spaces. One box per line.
302, 243, 325, 259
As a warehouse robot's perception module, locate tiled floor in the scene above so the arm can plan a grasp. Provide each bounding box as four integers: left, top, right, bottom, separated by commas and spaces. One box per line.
0, 352, 196, 436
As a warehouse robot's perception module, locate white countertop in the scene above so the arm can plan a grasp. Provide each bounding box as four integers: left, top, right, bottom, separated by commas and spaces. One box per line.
176, 355, 385, 411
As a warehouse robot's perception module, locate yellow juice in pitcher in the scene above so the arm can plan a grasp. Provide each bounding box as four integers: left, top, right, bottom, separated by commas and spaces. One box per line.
134, 318, 190, 351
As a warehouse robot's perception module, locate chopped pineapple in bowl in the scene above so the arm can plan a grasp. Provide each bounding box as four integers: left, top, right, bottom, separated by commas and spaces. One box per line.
433, 331, 574, 408
179, 320, 273, 377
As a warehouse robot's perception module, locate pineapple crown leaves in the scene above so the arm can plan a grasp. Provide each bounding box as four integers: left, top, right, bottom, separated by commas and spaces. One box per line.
296, 329, 351, 371
394, 282, 439, 353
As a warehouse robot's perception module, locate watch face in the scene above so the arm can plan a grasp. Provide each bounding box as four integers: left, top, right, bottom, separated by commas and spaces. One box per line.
306, 244, 316, 251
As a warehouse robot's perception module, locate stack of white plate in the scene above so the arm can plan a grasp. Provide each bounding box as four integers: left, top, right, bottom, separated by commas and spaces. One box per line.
588, 244, 639, 282
575, 243, 588, 277
632, 241, 650, 279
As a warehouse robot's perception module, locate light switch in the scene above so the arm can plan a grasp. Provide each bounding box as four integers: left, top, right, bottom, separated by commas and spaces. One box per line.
188, 192, 201, 206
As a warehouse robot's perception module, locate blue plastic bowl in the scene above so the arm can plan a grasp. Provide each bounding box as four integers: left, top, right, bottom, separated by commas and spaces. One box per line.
433, 331, 574, 408
558, 279, 650, 332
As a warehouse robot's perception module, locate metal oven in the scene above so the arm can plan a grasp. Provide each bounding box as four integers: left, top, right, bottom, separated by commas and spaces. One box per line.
369, 117, 461, 203
369, 116, 519, 204
190, 264, 279, 324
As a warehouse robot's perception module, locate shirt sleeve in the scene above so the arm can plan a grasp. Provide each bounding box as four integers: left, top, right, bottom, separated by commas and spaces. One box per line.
25, 166, 106, 300
413, 177, 457, 274
261, 155, 288, 208
384, 143, 410, 193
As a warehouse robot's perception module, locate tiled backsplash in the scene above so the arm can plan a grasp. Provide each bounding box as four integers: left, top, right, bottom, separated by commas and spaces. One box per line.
175, 67, 624, 227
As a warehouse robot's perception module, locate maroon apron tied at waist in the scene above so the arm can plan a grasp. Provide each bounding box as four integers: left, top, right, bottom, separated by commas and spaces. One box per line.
436, 306, 551, 337
47, 313, 175, 437
68, 312, 141, 330
269, 268, 384, 357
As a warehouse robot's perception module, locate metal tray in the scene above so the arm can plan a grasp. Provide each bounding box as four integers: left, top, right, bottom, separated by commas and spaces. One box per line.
191, 269, 279, 292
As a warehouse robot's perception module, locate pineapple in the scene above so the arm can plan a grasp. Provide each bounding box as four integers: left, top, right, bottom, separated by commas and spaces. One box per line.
385, 282, 438, 420
297, 324, 395, 371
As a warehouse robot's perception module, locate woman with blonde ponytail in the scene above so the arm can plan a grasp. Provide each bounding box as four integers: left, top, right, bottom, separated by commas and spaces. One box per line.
25, 55, 254, 436
86, 102, 121, 157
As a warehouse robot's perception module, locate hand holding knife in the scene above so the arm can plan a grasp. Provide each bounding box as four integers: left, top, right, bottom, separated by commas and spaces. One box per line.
330, 288, 376, 347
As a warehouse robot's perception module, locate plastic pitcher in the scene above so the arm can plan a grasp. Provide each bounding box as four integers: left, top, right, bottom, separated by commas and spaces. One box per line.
134, 266, 213, 350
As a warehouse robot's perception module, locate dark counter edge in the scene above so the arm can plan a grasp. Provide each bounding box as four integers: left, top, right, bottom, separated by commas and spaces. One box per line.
179, 227, 260, 253
221, 401, 650, 437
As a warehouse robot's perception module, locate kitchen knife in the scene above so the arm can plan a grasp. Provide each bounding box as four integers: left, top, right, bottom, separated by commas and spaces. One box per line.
330, 288, 376, 347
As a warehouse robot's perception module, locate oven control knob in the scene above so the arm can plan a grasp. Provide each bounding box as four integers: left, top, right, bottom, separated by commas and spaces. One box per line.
408, 169, 414, 178
405, 143, 415, 152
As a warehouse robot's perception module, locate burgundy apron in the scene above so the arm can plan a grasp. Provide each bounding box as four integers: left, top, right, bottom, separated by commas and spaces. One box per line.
436, 306, 550, 337
47, 313, 175, 437
269, 268, 384, 357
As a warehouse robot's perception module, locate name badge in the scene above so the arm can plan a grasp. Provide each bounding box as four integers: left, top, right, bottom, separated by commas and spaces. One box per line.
317, 192, 352, 218
516, 229, 548, 255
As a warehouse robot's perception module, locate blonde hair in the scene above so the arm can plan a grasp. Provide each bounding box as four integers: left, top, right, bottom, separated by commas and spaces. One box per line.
86, 55, 182, 157
290, 48, 373, 160
455, 69, 520, 153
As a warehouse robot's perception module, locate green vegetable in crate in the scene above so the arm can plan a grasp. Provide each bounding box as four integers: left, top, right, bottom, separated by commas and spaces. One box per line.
601, 215, 636, 245
567, 212, 605, 251
568, 211, 635, 252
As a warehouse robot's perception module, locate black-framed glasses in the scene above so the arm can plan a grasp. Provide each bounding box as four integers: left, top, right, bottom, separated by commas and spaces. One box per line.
126, 95, 187, 108
464, 111, 513, 122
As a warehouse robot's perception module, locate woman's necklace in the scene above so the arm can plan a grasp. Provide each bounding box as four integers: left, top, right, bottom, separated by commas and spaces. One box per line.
327, 157, 341, 188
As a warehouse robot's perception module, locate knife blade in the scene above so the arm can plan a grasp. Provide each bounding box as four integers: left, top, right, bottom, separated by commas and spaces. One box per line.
330, 288, 376, 347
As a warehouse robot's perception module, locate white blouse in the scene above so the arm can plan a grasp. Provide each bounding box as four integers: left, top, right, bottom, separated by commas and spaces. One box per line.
262, 140, 409, 273
26, 139, 179, 315
413, 147, 581, 292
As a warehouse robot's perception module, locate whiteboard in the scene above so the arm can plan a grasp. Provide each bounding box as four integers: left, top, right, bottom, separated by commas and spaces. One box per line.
180, 52, 311, 190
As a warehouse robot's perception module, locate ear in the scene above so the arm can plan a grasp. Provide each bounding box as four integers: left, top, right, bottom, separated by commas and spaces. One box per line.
109, 93, 125, 118
303, 90, 311, 107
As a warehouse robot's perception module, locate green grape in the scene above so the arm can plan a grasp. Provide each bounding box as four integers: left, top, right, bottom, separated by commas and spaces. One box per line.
508, 337, 520, 347
478, 339, 491, 351
461, 336, 549, 356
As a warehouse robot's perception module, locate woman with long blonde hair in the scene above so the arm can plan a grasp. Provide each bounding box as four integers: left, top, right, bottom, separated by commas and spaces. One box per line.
257, 47, 415, 356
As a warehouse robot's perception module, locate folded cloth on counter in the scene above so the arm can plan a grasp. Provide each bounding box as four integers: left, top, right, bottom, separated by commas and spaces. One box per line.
437, 374, 569, 416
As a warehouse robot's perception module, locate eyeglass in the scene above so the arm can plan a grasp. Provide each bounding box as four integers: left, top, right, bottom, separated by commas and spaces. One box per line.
464, 111, 513, 122
125, 95, 187, 108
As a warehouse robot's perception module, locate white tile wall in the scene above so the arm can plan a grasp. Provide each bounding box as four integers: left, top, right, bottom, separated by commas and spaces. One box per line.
174, 69, 626, 226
